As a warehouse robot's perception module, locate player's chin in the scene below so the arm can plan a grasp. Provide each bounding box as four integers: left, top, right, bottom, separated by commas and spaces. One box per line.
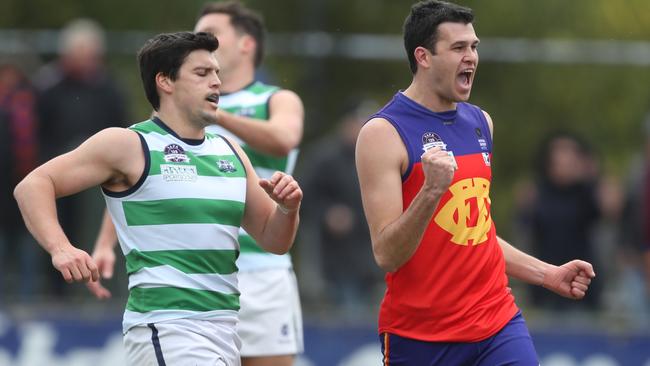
454, 90, 472, 102
198, 111, 218, 125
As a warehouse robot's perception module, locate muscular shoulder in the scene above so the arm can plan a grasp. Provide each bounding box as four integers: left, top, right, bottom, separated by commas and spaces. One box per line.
269, 89, 303, 109
87, 127, 142, 171
52, 127, 143, 191
358, 117, 399, 142
356, 117, 408, 173
91, 127, 141, 154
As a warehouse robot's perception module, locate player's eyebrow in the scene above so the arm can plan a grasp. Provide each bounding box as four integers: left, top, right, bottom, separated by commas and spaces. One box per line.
450, 39, 480, 48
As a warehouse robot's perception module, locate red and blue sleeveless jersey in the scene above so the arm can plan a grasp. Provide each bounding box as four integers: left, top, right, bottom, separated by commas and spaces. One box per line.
372, 92, 518, 342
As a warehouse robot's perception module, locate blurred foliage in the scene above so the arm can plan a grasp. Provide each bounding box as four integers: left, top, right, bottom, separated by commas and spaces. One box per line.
1, 0, 650, 236
2, 0, 649, 35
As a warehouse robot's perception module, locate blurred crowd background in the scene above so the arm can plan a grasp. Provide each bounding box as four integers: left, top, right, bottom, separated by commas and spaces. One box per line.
1, 0, 650, 364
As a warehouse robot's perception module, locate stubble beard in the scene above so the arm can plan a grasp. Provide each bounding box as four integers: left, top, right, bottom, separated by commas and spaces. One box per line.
189, 109, 218, 129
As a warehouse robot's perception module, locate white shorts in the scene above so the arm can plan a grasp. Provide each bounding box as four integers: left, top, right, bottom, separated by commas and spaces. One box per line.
238, 268, 304, 357
123, 317, 241, 366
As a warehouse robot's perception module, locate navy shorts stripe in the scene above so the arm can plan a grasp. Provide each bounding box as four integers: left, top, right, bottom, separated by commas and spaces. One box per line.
148, 323, 167, 366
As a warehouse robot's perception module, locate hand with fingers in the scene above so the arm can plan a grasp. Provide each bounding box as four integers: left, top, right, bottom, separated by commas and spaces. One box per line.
86, 245, 116, 299
542, 260, 596, 300
420, 146, 456, 196
51, 244, 100, 284
259, 171, 303, 214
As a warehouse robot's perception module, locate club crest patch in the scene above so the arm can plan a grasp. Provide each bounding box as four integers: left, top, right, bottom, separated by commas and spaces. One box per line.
163, 144, 190, 163
217, 159, 237, 173
422, 132, 447, 152
422, 132, 457, 168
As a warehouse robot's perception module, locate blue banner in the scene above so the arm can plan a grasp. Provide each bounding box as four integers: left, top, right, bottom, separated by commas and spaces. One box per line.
0, 315, 648, 365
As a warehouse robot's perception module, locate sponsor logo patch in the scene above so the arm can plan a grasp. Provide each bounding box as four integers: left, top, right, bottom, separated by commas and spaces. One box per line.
161, 164, 198, 182
478, 138, 488, 150
482, 152, 491, 166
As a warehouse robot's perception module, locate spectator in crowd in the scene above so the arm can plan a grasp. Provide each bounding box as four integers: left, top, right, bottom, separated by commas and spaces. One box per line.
517, 132, 603, 310
35, 18, 128, 160
617, 114, 650, 325
298, 99, 383, 319
34, 18, 129, 296
0, 60, 39, 301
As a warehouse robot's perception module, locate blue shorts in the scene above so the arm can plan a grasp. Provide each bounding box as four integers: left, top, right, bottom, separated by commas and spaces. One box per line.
380, 312, 539, 366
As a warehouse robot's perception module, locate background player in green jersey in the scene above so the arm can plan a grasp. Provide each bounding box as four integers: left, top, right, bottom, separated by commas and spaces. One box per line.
14, 31, 303, 365
196, 4, 305, 365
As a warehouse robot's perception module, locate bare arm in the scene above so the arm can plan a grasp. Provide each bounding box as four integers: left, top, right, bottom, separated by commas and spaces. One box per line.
355, 118, 455, 272
229, 138, 303, 254
499, 236, 595, 299
86, 209, 118, 299
498, 236, 552, 285
216, 90, 303, 156
14, 127, 140, 283
485, 111, 595, 299
94, 209, 118, 252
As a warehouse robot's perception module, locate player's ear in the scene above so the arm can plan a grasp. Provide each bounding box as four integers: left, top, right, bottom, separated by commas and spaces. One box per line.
156, 72, 174, 94
414, 46, 431, 69
239, 34, 256, 57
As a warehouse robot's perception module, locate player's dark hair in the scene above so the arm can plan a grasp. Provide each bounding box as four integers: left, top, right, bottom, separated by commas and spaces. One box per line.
137, 31, 219, 111
403, 0, 474, 74
198, 1, 265, 68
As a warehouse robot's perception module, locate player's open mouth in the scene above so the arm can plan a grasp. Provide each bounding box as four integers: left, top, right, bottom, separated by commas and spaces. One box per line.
206, 94, 219, 105
457, 69, 474, 88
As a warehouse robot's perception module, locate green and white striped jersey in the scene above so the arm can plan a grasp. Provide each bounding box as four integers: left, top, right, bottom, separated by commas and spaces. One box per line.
206, 81, 297, 272
103, 118, 247, 333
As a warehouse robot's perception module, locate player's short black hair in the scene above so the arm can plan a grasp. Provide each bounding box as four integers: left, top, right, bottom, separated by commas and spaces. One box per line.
403, 0, 474, 74
198, 1, 266, 68
137, 31, 219, 111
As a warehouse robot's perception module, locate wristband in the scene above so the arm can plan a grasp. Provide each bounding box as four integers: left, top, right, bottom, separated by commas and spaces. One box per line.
277, 204, 297, 215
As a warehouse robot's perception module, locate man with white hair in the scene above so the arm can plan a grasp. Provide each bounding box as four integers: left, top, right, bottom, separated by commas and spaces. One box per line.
35, 18, 129, 296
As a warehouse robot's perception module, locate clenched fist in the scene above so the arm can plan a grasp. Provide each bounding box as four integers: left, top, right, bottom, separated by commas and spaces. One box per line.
421, 147, 456, 195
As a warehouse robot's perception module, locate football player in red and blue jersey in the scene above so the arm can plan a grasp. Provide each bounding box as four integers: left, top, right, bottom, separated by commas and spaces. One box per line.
355, 1, 596, 365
